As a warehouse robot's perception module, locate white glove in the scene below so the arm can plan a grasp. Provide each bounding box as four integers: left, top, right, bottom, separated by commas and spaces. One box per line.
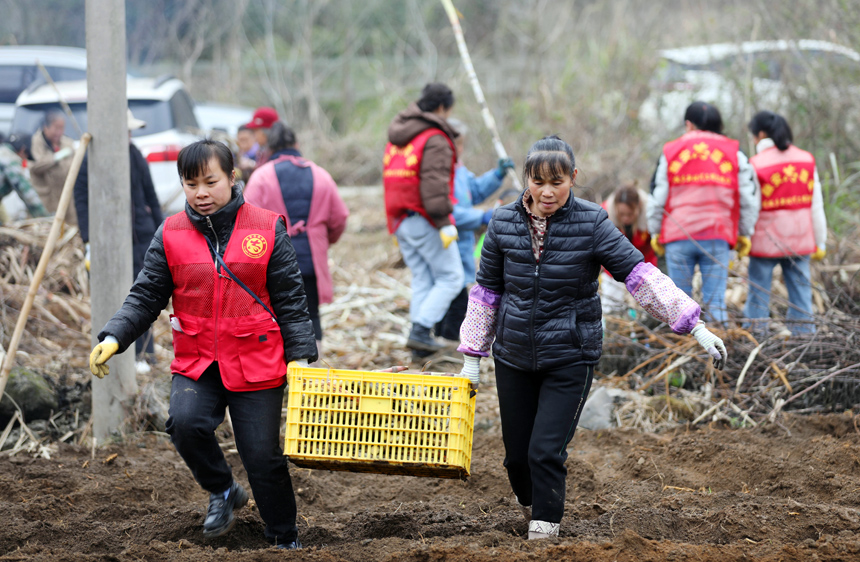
54, 147, 73, 161
295, 358, 310, 367
459, 355, 481, 388
691, 323, 727, 370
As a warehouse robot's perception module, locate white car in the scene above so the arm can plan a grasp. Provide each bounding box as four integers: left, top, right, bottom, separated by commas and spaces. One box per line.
638, 40, 860, 135
0, 45, 89, 136
12, 76, 203, 215
194, 102, 254, 138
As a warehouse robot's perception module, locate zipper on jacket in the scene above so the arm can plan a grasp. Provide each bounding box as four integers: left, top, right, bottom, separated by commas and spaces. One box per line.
206, 216, 221, 361
530, 264, 539, 371
530, 215, 552, 372
205, 217, 221, 272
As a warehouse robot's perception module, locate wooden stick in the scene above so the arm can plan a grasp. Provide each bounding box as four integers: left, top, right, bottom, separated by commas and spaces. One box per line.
692, 399, 726, 425
735, 341, 764, 392
440, 0, 522, 191
771, 362, 793, 394
784, 362, 860, 406
639, 356, 691, 392
0, 133, 91, 402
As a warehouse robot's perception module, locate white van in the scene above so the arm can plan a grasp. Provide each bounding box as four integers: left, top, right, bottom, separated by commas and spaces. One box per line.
0, 46, 89, 136
638, 40, 860, 135
12, 76, 203, 215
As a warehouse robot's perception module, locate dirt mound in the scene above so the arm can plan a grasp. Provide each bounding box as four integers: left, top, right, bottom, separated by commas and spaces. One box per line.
2, 413, 860, 561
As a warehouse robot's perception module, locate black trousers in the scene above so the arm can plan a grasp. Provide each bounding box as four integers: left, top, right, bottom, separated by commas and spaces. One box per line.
165, 363, 298, 543
435, 286, 469, 340
494, 361, 594, 524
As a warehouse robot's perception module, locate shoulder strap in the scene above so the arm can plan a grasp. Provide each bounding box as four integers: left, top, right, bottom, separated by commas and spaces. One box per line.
203, 235, 277, 321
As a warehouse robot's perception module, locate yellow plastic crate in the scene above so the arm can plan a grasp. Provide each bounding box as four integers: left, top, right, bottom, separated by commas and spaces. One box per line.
284, 362, 476, 480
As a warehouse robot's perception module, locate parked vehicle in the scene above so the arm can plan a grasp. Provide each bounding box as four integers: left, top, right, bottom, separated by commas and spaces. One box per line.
638, 40, 860, 134
0, 46, 90, 136
194, 102, 254, 137
12, 75, 202, 215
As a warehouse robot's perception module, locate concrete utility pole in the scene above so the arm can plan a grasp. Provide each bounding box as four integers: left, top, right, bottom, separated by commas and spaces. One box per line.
86, 0, 137, 440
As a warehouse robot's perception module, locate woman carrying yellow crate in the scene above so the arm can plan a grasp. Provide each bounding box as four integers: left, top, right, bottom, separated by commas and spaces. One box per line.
457, 136, 728, 539
87, 139, 317, 550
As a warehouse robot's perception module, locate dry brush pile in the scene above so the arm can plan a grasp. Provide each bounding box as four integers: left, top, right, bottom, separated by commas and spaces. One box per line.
2, 207, 860, 456
598, 240, 860, 431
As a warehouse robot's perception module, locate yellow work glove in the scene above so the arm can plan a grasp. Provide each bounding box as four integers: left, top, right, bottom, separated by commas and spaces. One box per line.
89, 339, 119, 379
811, 247, 826, 261
84, 242, 91, 271
650, 237, 665, 257
735, 236, 751, 258
440, 225, 458, 249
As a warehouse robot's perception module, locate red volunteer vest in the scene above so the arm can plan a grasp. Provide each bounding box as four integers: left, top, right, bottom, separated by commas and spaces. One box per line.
162, 204, 287, 392
383, 127, 456, 234
660, 131, 741, 245
749, 145, 816, 257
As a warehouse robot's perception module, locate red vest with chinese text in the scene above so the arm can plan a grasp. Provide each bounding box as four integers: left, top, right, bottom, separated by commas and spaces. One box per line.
749, 145, 816, 257
162, 204, 287, 392
660, 131, 741, 245
383, 127, 456, 234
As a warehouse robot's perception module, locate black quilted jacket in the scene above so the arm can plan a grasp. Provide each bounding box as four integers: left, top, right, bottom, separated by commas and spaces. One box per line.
477, 192, 643, 371
98, 186, 319, 364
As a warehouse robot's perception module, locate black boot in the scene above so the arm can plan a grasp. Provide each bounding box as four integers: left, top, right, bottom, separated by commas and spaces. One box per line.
411, 347, 434, 364
276, 538, 302, 549
203, 481, 249, 538
407, 324, 445, 352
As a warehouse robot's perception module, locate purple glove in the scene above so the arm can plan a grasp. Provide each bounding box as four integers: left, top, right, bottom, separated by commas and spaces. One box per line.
482, 209, 494, 225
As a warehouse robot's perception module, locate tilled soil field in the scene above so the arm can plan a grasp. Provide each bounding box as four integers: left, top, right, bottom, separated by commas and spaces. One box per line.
3, 188, 860, 561
2, 407, 860, 561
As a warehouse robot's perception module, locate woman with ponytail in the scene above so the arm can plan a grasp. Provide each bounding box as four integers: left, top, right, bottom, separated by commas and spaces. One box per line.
646, 101, 759, 324
744, 110, 826, 334
458, 135, 728, 540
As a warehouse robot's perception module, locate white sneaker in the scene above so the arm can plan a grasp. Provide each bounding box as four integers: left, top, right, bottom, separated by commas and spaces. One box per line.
135, 360, 152, 375
528, 520, 559, 540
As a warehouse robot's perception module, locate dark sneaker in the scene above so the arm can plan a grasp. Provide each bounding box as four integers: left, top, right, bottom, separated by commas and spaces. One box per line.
276, 538, 302, 550
202, 481, 249, 539
406, 324, 446, 352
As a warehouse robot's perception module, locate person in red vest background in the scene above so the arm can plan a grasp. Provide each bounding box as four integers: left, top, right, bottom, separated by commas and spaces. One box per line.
744, 110, 826, 335
87, 140, 316, 550
384, 83, 464, 353
647, 101, 759, 324
600, 183, 656, 314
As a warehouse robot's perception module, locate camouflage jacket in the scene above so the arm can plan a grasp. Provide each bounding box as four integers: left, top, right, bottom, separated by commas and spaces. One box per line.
0, 144, 48, 223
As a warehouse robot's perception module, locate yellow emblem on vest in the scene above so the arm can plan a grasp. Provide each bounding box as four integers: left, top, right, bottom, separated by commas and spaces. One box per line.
242, 234, 267, 258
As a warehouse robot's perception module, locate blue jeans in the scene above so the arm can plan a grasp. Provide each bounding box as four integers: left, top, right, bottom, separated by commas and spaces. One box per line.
166, 365, 298, 544
744, 255, 814, 334
665, 239, 730, 324
395, 214, 465, 328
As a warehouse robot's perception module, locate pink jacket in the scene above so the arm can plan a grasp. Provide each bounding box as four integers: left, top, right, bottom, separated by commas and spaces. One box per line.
243, 154, 349, 304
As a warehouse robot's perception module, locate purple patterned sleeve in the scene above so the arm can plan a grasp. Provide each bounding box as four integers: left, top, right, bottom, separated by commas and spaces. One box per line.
625, 262, 701, 334
457, 284, 501, 357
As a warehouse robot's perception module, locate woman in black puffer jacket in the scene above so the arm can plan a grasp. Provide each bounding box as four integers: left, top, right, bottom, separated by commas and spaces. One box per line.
458, 136, 728, 540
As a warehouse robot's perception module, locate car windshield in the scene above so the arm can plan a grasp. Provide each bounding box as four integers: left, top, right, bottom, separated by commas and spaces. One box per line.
0, 65, 86, 104
10, 99, 174, 140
